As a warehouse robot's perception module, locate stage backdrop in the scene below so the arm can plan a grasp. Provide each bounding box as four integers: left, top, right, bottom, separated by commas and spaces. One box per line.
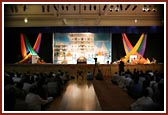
53, 33, 111, 64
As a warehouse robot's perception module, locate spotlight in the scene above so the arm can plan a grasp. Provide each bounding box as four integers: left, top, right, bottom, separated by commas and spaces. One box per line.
148, 5, 151, 12
42, 5, 45, 12
146, 7, 151, 12
103, 5, 107, 10
120, 5, 122, 11
110, 5, 113, 12
74, 5, 76, 10
125, 4, 130, 10
115, 5, 120, 12
90, 5, 92, 10
23, 5, 26, 12
94, 5, 96, 10
152, 5, 157, 12
47, 5, 50, 12
62, 5, 64, 10
132, 5, 137, 11
84, 5, 86, 10
142, 5, 147, 12
66, 5, 68, 10
54, 5, 58, 11
152, 7, 157, 12
142, 5, 151, 12
11, 5, 18, 12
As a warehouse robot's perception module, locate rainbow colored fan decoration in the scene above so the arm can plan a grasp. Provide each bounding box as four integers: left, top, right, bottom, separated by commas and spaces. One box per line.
122, 33, 150, 64
16, 33, 42, 64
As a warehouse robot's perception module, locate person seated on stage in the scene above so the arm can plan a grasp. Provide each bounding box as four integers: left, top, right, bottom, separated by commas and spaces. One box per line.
37, 58, 41, 64
151, 58, 157, 64
37, 58, 46, 64
96, 69, 103, 80
40, 59, 46, 64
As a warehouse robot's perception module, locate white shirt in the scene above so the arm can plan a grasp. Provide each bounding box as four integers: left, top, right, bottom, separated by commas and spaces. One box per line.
25, 93, 52, 111
130, 96, 154, 111
23, 83, 32, 93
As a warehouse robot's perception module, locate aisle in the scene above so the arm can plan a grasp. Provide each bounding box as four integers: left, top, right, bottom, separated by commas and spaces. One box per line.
46, 80, 102, 111
92, 80, 135, 111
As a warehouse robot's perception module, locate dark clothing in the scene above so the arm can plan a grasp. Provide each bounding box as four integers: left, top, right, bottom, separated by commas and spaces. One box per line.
96, 70, 103, 80
119, 61, 125, 75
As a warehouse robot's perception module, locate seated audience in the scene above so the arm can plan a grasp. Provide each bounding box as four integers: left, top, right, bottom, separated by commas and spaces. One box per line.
87, 71, 93, 80
130, 89, 154, 111
96, 69, 103, 80
111, 72, 119, 84
25, 85, 53, 111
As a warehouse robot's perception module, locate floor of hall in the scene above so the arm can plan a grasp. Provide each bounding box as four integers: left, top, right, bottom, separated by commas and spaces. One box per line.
45, 79, 135, 111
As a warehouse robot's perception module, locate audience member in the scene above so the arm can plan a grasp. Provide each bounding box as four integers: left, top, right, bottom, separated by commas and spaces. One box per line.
130, 89, 154, 111
96, 69, 103, 80
25, 85, 53, 111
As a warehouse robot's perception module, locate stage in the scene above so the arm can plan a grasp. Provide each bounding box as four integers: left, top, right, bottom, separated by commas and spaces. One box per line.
4, 63, 164, 79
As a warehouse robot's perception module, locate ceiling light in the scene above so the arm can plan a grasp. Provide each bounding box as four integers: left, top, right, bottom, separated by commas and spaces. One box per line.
24, 17, 28, 23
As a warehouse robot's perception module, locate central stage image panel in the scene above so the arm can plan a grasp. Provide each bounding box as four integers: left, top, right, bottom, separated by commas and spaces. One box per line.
53, 33, 111, 64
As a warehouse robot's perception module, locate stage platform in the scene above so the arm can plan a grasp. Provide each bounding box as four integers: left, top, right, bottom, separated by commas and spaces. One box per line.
4, 64, 164, 79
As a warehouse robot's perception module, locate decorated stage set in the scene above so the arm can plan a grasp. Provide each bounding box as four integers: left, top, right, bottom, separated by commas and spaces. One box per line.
4, 31, 164, 78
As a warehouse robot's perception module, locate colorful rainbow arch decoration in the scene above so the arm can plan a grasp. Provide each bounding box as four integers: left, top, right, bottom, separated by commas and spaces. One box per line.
16, 33, 42, 64
122, 33, 150, 64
